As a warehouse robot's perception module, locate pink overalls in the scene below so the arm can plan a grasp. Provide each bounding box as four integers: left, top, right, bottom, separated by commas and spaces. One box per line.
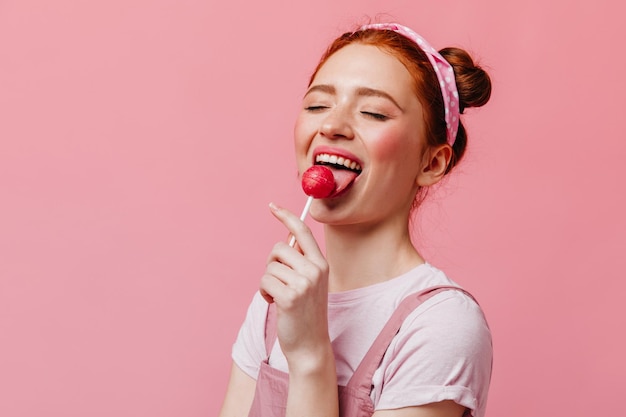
248, 286, 474, 417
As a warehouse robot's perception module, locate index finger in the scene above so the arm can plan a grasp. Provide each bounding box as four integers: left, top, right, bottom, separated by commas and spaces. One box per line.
268, 202, 323, 262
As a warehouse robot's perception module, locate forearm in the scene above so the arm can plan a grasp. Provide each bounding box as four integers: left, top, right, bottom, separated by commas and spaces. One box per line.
285, 345, 339, 417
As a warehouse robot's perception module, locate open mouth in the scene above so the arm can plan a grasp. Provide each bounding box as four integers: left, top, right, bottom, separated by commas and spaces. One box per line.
315, 153, 362, 173
314, 153, 362, 196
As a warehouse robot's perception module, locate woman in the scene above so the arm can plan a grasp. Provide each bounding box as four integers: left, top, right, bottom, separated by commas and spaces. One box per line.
219, 22, 493, 417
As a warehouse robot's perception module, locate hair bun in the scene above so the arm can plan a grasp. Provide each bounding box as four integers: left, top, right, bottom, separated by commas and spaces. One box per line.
439, 47, 491, 113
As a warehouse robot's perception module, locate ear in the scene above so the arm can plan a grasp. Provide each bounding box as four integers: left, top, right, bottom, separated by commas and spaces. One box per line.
416, 144, 452, 187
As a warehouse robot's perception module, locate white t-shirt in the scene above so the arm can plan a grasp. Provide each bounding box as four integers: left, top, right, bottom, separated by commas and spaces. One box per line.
232, 263, 492, 417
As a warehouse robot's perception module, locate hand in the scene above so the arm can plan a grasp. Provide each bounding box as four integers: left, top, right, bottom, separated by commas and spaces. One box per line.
259, 202, 332, 372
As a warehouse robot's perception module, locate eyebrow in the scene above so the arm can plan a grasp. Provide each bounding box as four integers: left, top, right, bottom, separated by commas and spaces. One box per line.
304, 84, 404, 112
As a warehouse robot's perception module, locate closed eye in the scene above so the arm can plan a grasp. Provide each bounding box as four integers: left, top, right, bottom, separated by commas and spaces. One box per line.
305, 106, 329, 112
361, 111, 389, 121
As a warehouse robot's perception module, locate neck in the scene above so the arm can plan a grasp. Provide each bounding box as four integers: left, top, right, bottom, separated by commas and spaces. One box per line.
324, 216, 424, 292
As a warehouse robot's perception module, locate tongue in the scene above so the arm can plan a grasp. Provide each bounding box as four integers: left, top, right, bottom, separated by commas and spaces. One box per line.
328, 167, 359, 196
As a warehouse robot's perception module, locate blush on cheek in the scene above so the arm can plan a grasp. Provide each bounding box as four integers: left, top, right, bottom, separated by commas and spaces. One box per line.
372, 126, 420, 162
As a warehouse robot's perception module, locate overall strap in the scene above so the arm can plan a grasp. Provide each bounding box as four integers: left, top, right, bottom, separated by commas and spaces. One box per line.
346, 285, 476, 394
264, 302, 278, 360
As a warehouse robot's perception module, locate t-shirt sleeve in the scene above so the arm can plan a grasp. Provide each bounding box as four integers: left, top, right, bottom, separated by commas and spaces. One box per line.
231, 291, 269, 380
375, 291, 493, 416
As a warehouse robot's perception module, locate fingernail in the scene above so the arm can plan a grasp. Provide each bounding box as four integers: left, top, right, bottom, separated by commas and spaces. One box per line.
269, 202, 279, 211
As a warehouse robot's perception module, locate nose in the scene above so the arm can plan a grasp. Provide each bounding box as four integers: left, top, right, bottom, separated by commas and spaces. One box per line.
319, 105, 354, 140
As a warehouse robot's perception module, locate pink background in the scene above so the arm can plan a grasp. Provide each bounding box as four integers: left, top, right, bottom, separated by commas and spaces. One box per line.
1, 0, 624, 416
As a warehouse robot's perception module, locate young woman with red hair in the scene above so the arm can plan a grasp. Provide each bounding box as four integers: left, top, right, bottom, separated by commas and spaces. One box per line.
219, 22, 493, 417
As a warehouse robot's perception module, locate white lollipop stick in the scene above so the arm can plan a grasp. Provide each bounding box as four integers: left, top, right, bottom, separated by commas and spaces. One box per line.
289, 195, 313, 247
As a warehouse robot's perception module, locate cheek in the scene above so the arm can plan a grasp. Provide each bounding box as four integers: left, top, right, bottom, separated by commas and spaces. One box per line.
293, 115, 307, 145
293, 114, 313, 168
369, 125, 418, 162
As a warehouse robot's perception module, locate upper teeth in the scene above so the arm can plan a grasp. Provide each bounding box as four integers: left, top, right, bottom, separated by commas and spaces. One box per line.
316, 153, 362, 171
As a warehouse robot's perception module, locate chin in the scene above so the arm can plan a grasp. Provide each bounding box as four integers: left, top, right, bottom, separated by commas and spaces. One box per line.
309, 201, 359, 227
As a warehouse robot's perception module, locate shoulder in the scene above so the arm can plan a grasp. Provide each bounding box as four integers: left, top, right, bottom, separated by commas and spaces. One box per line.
373, 263, 492, 351
374, 284, 492, 413
237, 290, 270, 335
399, 287, 492, 359
248, 290, 270, 316
404, 264, 491, 343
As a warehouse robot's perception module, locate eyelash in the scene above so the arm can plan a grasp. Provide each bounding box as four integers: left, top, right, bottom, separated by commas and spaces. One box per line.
361, 111, 389, 121
305, 106, 328, 112
304, 107, 389, 121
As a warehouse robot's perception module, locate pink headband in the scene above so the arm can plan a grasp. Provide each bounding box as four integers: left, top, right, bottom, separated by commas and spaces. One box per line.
360, 23, 460, 146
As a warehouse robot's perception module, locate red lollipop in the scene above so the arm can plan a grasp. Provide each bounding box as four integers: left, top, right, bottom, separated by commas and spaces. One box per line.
301, 165, 336, 198
288, 165, 336, 247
